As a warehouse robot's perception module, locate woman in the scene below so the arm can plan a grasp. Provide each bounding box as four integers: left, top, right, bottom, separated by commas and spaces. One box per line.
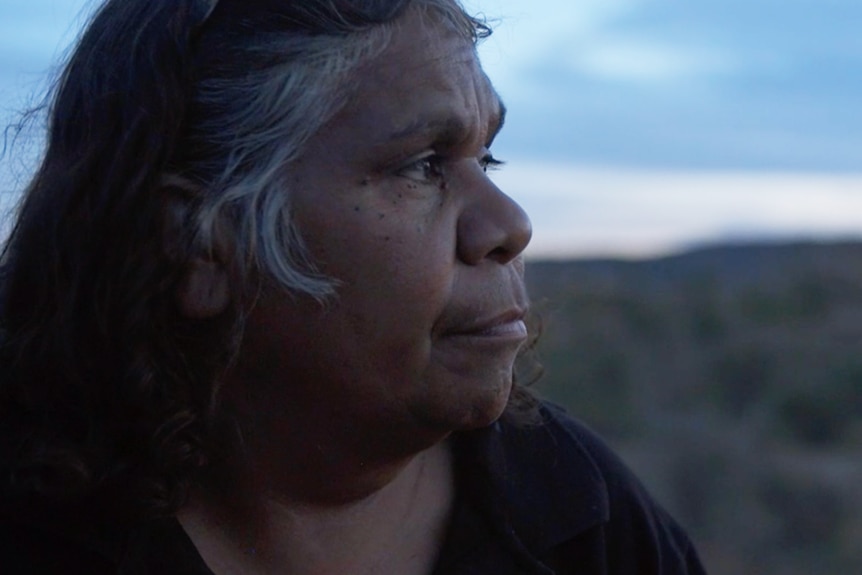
0, 1, 706, 573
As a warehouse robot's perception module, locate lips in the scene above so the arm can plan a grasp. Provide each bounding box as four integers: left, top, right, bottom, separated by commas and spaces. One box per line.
443, 308, 528, 340
436, 268, 530, 344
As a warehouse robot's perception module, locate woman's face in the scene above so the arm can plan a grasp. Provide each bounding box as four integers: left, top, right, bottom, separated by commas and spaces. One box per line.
230, 8, 532, 462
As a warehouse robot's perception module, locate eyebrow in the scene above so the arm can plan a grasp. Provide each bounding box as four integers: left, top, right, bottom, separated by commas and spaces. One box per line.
385, 96, 508, 147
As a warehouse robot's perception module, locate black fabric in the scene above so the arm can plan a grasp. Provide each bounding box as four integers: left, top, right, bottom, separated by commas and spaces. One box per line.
0, 402, 707, 574
431, 402, 706, 574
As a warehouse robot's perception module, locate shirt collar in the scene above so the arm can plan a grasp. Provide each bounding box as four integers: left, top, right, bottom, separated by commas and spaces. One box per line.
453, 402, 610, 556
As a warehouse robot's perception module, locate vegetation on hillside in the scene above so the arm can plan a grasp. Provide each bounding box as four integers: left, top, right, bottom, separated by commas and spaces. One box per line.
525, 241, 862, 575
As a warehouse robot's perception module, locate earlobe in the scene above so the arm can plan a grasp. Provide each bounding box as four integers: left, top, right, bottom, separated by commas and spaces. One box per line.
176, 258, 230, 319
160, 175, 232, 319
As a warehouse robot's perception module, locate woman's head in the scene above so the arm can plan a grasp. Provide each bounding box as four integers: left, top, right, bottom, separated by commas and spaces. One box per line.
31, 0, 489, 296
0, 0, 536, 517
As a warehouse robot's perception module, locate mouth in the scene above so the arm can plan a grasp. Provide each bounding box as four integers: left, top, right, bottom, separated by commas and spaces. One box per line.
444, 308, 528, 342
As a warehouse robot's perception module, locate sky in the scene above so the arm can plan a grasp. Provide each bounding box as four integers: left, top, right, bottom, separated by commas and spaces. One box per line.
2, 0, 861, 258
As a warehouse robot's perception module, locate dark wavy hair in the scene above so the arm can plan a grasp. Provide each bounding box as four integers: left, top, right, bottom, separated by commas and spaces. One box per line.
0, 0, 536, 521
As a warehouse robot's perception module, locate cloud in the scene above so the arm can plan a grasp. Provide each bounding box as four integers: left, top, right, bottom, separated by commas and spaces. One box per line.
563, 39, 734, 83
492, 162, 862, 258
468, 0, 862, 172
6, 1, 862, 173
466, 0, 640, 82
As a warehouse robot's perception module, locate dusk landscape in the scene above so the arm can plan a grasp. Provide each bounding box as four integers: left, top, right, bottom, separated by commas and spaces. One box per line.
2, 1, 861, 573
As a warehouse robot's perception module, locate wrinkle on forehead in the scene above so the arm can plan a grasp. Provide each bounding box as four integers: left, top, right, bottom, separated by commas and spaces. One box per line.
387, 18, 494, 129
378, 82, 503, 150
319, 5, 501, 155
381, 11, 478, 81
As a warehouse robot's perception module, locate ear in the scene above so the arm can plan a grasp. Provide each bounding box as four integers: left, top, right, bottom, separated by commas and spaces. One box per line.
161, 177, 231, 319
176, 257, 230, 319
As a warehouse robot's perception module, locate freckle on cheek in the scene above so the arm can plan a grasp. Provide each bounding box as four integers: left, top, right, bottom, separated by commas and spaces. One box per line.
378, 213, 385, 219
354, 206, 361, 212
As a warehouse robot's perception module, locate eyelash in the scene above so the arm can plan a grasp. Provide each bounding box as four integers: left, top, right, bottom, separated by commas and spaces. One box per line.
399, 153, 445, 183
397, 152, 505, 183
480, 153, 505, 172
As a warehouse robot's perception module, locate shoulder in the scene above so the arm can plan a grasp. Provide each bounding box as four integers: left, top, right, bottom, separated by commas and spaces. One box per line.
495, 401, 708, 574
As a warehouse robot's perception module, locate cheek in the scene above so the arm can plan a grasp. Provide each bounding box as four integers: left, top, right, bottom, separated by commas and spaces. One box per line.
290, 181, 458, 341
312, 210, 455, 301
331, 235, 457, 375
339, 249, 453, 341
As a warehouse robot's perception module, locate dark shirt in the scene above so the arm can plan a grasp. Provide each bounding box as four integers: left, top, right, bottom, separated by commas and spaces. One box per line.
0, 402, 706, 574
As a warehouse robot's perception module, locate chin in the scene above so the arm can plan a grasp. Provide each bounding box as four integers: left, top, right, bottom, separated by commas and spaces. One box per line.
467, 383, 514, 428
420, 377, 514, 434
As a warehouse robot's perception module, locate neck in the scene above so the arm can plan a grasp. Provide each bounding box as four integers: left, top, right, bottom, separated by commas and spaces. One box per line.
179, 441, 455, 575
251, 431, 444, 506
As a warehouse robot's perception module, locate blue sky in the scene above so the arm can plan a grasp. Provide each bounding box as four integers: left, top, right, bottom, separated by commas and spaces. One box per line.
2, 0, 862, 257
467, 0, 862, 172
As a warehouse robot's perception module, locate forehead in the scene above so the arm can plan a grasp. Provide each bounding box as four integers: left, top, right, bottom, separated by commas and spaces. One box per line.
339, 7, 500, 144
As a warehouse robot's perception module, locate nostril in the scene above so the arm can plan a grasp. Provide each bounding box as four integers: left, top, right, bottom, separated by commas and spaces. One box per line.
490, 215, 532, 264
457, 184, 532, 265
488, 245, 509, 261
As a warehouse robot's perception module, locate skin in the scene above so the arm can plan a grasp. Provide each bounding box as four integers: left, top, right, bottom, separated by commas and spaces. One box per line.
178, 6, 532, 575
226, 8, 531, 501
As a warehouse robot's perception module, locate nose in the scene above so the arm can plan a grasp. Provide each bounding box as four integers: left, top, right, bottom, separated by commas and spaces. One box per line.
456, 173, 532, 265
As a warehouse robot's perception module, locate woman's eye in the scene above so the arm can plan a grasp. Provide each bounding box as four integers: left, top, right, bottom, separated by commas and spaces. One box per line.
480, 153, 505, 173
397, 154, 444, 183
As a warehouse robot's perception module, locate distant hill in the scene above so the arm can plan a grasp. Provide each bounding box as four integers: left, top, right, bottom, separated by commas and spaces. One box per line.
529, 240, 862, 292
524, 241, 862, 575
